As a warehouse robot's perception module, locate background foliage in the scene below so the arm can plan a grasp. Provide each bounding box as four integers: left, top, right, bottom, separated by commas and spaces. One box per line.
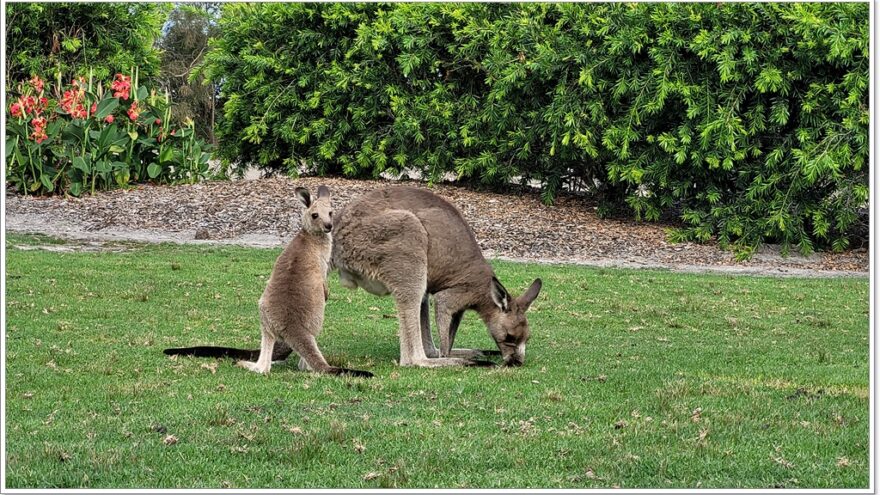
6, 71, 213, 196
158, 3, 220, 143
203, 3, 868, 254
5, 3, 169, 87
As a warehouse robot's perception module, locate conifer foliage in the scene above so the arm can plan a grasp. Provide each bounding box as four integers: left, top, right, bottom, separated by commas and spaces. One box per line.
204, 3, 868, 254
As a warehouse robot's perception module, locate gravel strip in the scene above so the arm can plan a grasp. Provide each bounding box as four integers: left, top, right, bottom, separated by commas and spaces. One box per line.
4, 177, 868, 277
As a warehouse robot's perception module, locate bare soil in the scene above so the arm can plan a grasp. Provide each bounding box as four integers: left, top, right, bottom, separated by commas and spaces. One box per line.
4, 177, 867, 278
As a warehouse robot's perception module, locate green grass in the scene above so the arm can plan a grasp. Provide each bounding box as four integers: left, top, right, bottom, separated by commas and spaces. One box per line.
4, 233, 869, 488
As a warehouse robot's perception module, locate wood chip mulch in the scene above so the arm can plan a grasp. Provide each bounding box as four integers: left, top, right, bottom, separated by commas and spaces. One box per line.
4, 176, 868, 275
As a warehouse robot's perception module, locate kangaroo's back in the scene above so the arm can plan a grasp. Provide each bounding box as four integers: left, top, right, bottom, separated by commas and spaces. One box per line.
333, 187, 489, 292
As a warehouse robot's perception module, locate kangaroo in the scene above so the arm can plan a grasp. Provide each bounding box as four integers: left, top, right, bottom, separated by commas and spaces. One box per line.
332, 186, 542, 367
164, 185, 372, 378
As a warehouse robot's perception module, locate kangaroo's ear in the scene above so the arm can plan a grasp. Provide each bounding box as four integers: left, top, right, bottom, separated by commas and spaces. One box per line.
519, 278, 542, 310
317, 185, 330, 199
490, 276, 511, 312
295, 187, 311, 207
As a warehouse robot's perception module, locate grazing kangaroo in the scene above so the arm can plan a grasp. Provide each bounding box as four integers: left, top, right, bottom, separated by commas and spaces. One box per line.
332, 186, 542, 367
164, 185, 372, 378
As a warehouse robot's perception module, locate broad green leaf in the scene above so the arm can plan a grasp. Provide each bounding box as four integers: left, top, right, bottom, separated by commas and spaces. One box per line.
40, 174, 54, 192
69, 182, 83, 197
94, 98, 119, 119
147, 162, 162, 178
72, 156, 90, 172
160, 146, 173, 163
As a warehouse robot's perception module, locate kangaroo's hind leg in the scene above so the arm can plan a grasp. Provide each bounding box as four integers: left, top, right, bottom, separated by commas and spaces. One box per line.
238, 306, 277, 374
286, 307, 373, 378
290, 331, 373, 378
372, 213, 489, 368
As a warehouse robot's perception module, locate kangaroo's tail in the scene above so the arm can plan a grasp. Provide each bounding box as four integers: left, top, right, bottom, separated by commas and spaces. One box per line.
164, 340, 295, 361
163, 346, 260, 360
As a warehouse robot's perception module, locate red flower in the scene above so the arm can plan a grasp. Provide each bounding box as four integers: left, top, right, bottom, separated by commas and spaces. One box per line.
155, 118, 162, 126
127, 100, 140, 121
111, 74, 131, 100
29, 75, 45, 94
170, 129, 176, 136
60, 88, 85, 117
91, 102, 97, 114
30, 117, 48, 143
11, 95, 43, 118
24, 96, 37, 115
105, 114, 115, 124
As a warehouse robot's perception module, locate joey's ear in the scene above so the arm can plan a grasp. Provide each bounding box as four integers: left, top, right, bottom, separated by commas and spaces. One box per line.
519, 278, 542, 310
490, 276, 511, 312
317, 185, 330, 199
295, 187, 311, 207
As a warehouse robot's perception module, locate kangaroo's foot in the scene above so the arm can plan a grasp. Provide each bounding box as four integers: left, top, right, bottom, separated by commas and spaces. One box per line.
237, 360, 270, 374
447, 349, 502, 359
401, 357, 496, 368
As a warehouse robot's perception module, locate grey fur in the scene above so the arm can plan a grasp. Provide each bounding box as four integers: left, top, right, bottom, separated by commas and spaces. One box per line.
331, 186, 542, 367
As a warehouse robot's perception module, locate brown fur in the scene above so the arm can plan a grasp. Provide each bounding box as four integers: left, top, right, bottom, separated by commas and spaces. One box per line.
237, 185, 371, 378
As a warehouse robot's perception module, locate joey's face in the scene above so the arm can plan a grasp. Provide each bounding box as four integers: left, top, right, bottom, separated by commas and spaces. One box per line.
296, 186, 333, 235
486, 277, 543, 367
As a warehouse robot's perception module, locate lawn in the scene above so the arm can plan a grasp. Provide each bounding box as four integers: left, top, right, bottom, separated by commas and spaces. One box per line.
3, 233, 870, 489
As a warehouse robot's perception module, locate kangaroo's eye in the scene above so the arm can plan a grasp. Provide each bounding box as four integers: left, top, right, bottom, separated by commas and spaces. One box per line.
311, 213, 319, 219
329, 211, 333, 217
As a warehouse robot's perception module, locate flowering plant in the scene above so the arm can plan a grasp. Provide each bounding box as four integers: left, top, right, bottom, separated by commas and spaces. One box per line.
6, 68, 213, 195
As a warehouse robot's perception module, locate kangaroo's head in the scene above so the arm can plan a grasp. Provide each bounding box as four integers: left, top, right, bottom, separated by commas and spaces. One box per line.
295, 185, 333, 235
484, 277, 542, 367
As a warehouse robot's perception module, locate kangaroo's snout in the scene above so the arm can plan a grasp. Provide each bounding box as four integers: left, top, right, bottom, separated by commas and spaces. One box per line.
500, 342, 525, 367
323, 223, 333, 232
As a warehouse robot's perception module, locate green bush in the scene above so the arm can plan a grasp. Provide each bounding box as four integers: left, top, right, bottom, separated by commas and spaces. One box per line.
5, 70, 213, 196
5, 3, 169, 89
204, 3, 868, 254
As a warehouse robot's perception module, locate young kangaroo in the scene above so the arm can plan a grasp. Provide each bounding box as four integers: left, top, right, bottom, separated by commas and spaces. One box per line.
167, 185, 372, 378
240, 185, 371, 377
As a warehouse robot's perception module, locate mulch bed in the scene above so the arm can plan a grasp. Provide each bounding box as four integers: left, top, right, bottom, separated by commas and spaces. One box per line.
5, 176, 868, 274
